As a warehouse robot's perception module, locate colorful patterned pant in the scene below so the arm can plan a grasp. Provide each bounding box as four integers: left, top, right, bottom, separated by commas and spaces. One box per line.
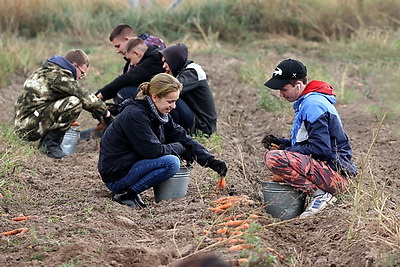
264, 150, 349, 195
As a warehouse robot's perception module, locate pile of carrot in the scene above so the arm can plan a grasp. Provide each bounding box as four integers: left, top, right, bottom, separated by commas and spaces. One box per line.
208, 195, 254, 213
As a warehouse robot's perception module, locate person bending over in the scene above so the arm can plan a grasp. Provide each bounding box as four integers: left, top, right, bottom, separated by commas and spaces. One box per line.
14, 49, 110, 159
160, 44, 217, 136
262, 59, 358, 217
96, 28, 165, 104
98, 73, 227, 208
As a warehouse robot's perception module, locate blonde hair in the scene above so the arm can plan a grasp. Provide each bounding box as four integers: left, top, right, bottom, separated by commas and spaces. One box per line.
136, 73, 182, 100
64, 49, 89, 67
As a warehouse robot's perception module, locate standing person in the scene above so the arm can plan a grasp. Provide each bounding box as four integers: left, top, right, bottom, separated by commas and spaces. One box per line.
262, 59, 358, 217
14, 49, 111, 159
96, 24, 165, 104
98, 73, 227, 208
159, 44, 217, 136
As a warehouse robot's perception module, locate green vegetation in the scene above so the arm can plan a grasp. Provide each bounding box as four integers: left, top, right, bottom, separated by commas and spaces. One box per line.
0, 0, 399, 265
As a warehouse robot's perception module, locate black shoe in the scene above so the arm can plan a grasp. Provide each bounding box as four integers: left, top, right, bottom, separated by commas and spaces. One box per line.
40, 130, 68, 159
113, 191, 146, 209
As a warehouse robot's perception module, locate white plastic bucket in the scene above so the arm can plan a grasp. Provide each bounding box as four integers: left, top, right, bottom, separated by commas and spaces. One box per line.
60, 128, 80, 155
153, 167, 191, 203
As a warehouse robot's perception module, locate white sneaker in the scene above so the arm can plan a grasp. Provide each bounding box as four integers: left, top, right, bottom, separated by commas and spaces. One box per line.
300, 191, 337, 218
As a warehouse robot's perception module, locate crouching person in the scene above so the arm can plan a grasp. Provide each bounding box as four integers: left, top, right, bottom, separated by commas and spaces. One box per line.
98, 73, 227, 208
262, 59, 358, 217
14, 49, 110, 159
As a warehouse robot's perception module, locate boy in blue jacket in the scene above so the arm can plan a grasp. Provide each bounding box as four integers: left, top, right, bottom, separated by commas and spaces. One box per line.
262, 59, 358, 217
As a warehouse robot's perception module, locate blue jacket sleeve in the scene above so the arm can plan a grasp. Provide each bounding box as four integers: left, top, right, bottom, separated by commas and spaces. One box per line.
286, 112, 333, 161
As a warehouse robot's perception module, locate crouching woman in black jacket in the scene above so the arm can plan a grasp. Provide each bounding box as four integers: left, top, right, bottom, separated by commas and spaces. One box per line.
98, 73, 227, 208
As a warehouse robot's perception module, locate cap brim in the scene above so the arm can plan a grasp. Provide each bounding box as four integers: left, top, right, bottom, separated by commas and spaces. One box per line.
264, 78, 290, 90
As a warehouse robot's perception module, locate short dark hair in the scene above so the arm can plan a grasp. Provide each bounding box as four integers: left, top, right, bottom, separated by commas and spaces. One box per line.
109, 23, 137, 42
125, 37, 146, 54
64, 49, 89, 67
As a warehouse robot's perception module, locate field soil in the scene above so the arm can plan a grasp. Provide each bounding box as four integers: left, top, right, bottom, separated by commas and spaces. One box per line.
0, 51, 399, 266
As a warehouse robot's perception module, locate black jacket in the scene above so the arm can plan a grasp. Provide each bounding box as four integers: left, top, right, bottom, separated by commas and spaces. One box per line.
98, 99, 215, 183
99, 46, 164, 100
160, 44, 217, 135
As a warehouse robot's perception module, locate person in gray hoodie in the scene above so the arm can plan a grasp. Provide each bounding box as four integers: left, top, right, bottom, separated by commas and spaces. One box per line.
159, 44, 217, 136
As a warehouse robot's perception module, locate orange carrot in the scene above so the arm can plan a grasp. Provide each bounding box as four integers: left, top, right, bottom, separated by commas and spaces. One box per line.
203, 230, 211, 235
208, 207, 224, 213
0, 228, 29, 236
228, 238, 244, 244
249, 214, 262, 219
12, 215, 34, 222
270, 143, 280, 150
228, 244, 251, 252
266, 246, 285, 260
71, 121, 80, 126
215, 227, 228, 234
227, 230, 243, 237
222, 214, 245, 221
213, 237, 227, 242
234, 223, 250, 231
216, 177, 227, 191
215, 202, 233, 210
218, 220, 247, 227
212, 196, 243, 205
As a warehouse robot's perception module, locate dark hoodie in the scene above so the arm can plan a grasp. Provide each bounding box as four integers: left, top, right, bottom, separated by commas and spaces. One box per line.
160, 44, 217, 135
280, 80, 358, 176
47, 55, 77, 79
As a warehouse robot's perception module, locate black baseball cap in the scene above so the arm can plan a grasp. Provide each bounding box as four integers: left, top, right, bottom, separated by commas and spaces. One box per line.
264, 59, 307, 90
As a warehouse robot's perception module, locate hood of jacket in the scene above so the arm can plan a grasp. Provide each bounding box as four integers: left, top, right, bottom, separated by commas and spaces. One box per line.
300, 80, 336, 97
47, 55, 77, 79
159, 43, 188, 76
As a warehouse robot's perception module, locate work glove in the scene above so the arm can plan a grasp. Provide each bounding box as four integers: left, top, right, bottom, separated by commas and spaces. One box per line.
169, 142, 186, 157
106, 103, 120, 116
261, 134, 282, 149
207, 159, 228, 177
181, 149, 195, 166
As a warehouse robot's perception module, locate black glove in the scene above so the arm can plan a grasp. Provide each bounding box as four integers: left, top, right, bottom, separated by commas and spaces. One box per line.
92, 112, 103, 122
169, 142, 186, 156
181, 149, 195, 166
208, 159, 228, 177
106, 103, 120, 116
261, 134, 282, 149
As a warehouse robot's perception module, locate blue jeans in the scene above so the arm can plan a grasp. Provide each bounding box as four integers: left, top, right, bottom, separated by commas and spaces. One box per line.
105, 155, 181, 194
113, 86, 139, 105
170, 98, 195, 134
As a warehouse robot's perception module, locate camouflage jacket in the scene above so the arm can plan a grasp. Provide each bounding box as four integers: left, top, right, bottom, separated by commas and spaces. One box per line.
14, 57, 107, 140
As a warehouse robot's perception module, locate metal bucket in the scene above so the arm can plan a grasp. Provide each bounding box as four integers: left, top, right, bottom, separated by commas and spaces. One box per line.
60, 127, 80, 155
261, 180, 305, 220
153, 167, 190, 203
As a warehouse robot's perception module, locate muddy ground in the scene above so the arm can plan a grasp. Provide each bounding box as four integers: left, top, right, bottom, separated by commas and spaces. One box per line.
0, 51, 399, 267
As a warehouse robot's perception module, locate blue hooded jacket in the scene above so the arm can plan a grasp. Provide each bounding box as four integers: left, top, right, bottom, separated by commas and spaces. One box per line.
280, 80, 358, 176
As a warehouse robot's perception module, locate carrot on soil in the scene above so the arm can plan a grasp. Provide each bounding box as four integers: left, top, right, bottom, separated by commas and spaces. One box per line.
266, 246, 285, 260
0, 228, 29, 236
215, 227, 228, 234
12, 215, 34, 222
218, 220, 248, 227
228, 244, 252, 251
